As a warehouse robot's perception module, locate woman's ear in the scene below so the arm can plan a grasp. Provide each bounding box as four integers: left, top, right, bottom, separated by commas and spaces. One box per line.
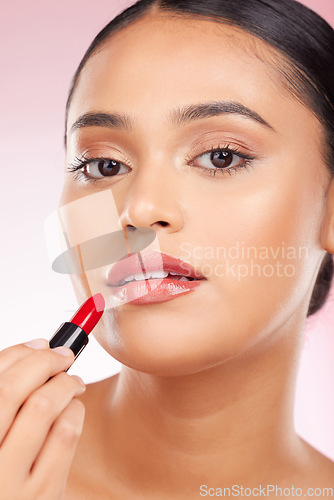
320, 176, 334, 254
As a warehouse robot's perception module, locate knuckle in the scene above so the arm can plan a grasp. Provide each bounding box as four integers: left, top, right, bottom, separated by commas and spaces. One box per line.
55, 416, 83, 446
0, 343, 27, 367
71, 375, 86, 391
71, 398, 85, 413
1, 343, 24, 355
0, 345, 11, 356
54, 370, 71, 385
31, 349, 54, 363
27, 349, 51, 367
0, 380, 14, 404
68, 398, 86, 423
28, 392, 54, 416
53, 371, 82, 392
30, 348, 57, 364
28, 348, 67, 373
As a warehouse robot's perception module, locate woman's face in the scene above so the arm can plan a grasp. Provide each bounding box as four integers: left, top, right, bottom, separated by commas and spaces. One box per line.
61, 13, 331, 375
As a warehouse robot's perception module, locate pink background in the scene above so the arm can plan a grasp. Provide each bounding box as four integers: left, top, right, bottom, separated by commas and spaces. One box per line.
1, 0, 333, 460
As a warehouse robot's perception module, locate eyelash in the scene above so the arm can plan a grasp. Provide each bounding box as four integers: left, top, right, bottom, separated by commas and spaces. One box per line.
187, 144, 255, 177
68, 155, 128, 184
67, 144, 256, 183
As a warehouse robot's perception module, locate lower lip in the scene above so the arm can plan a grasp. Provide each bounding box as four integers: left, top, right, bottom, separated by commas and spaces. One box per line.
107, 278, 204, 305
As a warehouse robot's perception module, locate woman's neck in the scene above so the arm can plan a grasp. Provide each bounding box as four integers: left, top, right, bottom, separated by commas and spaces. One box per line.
94, 320, 309, 496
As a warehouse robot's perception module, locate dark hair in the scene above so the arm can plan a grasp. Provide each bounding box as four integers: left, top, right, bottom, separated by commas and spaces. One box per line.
65, 0, 334, 316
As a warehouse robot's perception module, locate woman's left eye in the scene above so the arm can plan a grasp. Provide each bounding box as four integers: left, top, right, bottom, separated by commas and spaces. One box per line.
190, 148, 254, 175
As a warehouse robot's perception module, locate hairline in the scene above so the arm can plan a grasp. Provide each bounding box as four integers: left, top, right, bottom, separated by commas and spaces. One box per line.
64, 7, 331, 169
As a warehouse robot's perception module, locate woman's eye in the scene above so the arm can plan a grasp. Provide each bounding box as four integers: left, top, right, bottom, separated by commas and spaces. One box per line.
85, 159, 128, 178
192, 149, 245, 171
69, 147, 254, 183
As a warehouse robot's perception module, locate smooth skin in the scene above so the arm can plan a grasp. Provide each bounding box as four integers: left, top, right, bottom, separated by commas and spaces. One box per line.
62, 12, 334, 498
65, 11, 334, 499
2, 10, 334, 500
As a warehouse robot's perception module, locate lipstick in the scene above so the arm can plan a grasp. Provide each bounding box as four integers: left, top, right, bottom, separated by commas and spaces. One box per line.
49, 293, 105, 359
107, 251, 206, 305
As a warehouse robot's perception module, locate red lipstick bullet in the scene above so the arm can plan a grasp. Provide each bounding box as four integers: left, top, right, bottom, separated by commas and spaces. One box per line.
49, 293, 105, 359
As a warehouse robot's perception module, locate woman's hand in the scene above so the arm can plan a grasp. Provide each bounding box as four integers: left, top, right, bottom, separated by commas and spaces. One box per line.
0, 338, 86, 500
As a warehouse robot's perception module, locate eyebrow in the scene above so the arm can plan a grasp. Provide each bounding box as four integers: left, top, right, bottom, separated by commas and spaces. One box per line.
69, 100, 275, 135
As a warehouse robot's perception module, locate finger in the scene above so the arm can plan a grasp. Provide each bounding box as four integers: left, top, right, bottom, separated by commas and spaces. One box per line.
28, 398, 85, 497
0, 372, 85, 481
0, 339, 49, 376
0, 347, 75, 443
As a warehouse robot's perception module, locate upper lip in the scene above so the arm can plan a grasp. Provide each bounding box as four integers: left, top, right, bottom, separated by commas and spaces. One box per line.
107, 251, 206, 287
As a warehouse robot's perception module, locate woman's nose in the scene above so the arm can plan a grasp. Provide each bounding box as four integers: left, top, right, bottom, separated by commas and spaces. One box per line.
118, 162, 184, 234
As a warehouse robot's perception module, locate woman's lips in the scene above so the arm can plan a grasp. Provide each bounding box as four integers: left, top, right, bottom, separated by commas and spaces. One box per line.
107, 251, 205, 286
107, 277, 204, 305
106, 251, 206, 305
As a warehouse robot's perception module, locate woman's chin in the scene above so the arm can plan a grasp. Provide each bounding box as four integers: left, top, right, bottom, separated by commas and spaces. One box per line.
94, 325, 256, 378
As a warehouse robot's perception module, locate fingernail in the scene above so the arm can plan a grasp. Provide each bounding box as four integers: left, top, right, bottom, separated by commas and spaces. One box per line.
24, 338, 48, 349
72, 375, 86, 387
52, 346, 74, 357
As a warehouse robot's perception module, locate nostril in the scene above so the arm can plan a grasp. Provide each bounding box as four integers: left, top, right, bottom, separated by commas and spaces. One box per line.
158, 221, 169, 227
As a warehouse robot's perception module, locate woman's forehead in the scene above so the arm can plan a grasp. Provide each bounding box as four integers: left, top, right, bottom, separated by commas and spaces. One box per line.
72, 18, 279, 98
79, 13, 284, 80
67, 13, 319, 141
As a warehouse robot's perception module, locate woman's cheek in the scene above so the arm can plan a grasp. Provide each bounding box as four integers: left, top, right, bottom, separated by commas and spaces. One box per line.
200, 160, 323, 325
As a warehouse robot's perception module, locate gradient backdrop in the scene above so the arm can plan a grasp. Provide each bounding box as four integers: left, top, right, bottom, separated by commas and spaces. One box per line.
1, 0, 333, 460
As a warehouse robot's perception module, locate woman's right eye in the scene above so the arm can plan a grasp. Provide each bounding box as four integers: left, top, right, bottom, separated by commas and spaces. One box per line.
69, 157, 130, 180
84, 158, 129, 178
